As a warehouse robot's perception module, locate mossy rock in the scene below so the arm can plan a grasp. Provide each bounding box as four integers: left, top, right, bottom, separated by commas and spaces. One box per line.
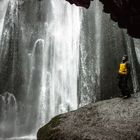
37, 93, 140, 140
37, 115, 62, 140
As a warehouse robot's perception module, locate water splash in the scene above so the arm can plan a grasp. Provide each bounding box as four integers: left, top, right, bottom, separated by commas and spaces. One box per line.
0, 92, 18, 138
0, 135, 36, 140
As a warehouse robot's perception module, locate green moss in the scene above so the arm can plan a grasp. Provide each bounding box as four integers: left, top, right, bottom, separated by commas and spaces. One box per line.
45, 128, 61, 140
37, 115, 62, 140
49, 115, 61, 128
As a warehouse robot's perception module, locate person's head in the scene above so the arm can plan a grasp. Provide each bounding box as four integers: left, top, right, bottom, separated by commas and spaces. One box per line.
122, 55, 128, 62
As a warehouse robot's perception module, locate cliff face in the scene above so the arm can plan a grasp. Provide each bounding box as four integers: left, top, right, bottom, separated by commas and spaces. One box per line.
66, 0, 140, 38
66, 0, 92, 8
37, 93, 140, 140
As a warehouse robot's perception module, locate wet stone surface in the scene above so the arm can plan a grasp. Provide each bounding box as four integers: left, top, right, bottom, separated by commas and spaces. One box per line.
37, 93, 140, 140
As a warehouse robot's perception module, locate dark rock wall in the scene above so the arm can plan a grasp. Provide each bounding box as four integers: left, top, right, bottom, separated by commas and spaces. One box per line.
66, 0, 92, 8
66, 0, 140, 38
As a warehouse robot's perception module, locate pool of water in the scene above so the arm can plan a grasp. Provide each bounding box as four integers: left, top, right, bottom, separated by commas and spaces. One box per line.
0, 136, 36, 140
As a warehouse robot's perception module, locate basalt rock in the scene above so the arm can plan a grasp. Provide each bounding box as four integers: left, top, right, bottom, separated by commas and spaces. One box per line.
66, 0, 140, 38
66, 0, 92, 8
37, 93, 140, 140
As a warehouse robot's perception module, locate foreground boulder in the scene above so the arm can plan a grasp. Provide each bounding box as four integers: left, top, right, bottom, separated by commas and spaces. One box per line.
37, 93, 140, 140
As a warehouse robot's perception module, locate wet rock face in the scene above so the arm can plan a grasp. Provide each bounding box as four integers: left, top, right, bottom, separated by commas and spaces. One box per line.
66, 0, 140, 38
37, 93, 140, 140
100, 0, 140, 38
66, 0, 92, 8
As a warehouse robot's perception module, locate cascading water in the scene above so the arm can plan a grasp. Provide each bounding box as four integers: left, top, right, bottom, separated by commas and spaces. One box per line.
0, 0, 82, 139
0, 0, 140, 139
78, 0, 103, 106
0, 92, 18, 138
35, 0, 81, 129
94, 0, 102, 101
46, 0, 81, 119
25, 0, 82, 133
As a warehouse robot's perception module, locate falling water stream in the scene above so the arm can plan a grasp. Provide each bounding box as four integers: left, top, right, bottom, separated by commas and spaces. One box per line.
0, 0, 140, 140
27, 0, 82, 132
94, 0, 102, 100
0, 0, 82, 139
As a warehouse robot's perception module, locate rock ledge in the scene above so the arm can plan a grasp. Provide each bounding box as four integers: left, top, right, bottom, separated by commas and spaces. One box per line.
37, 93, 140, 140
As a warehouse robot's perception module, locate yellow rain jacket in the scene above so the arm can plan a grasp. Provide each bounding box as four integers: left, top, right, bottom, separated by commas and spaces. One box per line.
119, 63, 128, 75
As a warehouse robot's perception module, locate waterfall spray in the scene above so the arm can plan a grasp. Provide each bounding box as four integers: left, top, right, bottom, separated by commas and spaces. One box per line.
0, 92, 18, 137
94, 0, 102, 100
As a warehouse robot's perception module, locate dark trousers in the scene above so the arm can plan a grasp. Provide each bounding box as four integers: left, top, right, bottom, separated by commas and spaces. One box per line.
118, 74, 130, 96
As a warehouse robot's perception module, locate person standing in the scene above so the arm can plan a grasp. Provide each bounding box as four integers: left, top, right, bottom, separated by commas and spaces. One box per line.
118, 55, 131, 98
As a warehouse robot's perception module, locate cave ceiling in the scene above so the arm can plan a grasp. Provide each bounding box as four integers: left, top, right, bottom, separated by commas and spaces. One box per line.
66, 0, 140, 39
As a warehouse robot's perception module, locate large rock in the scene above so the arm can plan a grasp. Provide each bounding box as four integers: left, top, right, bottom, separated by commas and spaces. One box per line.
37, 93, 140, 140
66, 0, 92, 8
66, 0, 140, 38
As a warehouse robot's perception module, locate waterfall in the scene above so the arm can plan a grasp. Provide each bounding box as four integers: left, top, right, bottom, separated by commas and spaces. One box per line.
94, 0, 102, 100
47, 0, 81, 118
0, 0, 82, 138
78, 0, 103, 106
0, 0, 140, 139
0, 0, 9, 41
35, 0, 82, 128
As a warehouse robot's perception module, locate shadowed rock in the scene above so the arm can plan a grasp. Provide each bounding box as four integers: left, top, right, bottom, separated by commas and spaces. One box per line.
37, 93, 140, 140
65, 0, 140, 38
66, 0, 92, 8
